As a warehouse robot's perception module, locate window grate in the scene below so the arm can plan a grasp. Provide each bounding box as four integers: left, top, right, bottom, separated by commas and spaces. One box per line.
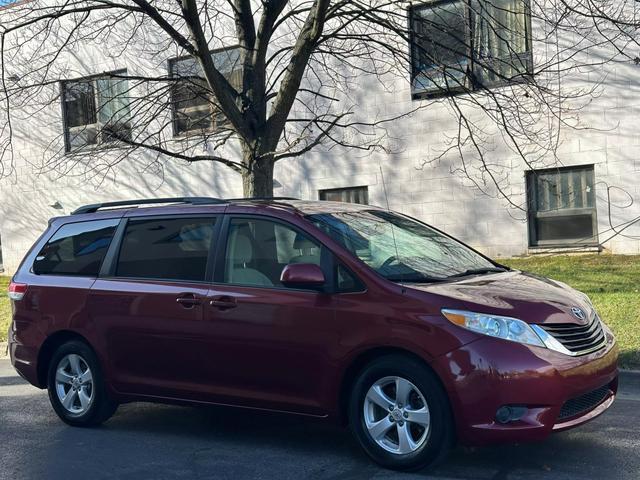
526, 165, 598, 246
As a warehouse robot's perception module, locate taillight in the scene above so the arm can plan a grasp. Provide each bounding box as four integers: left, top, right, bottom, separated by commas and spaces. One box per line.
8, 282, 27, 301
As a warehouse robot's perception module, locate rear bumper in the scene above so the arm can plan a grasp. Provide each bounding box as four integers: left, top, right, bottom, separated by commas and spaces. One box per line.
8, 323, 41, 387
432, 326, 618, 446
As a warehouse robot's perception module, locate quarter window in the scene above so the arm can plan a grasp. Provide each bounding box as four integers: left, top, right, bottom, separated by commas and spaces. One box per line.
33, 219, 119, 276
336, 264, 365, 293
526, 166, 598, 246
62, 71, 132, 151
116, 218, 217, 281
170, 48, 242, 136
224, 218, 322, 288
410, 0, 531, 97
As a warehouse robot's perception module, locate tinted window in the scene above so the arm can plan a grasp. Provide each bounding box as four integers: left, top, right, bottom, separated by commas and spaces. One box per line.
224, 218, 322, 287
34, 219, 119, 276
116, 217, 216, 281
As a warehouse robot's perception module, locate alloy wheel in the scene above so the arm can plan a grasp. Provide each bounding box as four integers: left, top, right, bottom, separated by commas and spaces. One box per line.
54, 353, 94, 415
363, 376, 431, 455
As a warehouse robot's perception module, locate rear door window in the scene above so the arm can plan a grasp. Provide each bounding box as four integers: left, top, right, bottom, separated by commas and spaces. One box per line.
116, 217, 217, 282
33, 219, 119, 276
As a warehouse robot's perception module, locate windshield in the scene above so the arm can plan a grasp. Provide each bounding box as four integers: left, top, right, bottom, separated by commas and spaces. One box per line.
308, 210, 499, 282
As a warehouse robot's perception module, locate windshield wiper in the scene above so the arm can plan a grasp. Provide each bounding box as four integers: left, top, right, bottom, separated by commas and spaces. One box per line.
448, 267, 508, 278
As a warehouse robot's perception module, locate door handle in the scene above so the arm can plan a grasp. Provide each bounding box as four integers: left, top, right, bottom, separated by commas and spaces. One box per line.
209, 295, 238, 310
176, 293, 201, 308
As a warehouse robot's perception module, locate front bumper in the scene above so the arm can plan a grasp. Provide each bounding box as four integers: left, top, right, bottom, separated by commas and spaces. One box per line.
431, 327, 618, 446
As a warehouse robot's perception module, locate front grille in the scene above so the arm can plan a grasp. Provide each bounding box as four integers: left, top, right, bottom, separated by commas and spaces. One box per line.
539, 313, 606, 355
558, 384, 611, 420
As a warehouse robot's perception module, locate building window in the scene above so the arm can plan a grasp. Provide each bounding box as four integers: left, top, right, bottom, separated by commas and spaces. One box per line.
526, 166, 598, 247
319, 186, 369, 204
410, 0, 531, 97
62, 71, 132, 152
170, 47, 242, 136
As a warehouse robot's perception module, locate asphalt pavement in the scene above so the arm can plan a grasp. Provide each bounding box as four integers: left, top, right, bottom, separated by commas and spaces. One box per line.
1, 359, 639, 480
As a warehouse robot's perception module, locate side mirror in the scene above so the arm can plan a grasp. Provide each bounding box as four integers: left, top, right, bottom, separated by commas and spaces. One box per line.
280, 263, 326, 289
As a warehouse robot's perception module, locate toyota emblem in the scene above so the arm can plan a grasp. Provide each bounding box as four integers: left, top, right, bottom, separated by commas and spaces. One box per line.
571, 307, 587, 321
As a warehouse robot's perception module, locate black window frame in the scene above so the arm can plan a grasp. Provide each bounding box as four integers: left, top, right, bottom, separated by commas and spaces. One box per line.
60, 69, 132, 153
408, 0, 533, 99
168, 46, 243, 138
525, 165, 599, 248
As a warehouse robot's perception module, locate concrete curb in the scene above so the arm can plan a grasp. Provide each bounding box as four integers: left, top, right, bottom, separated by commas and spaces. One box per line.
0, 342, 7, 358
620, 370, 640, 387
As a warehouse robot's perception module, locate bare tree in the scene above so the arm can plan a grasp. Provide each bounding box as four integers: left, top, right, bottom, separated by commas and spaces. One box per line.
0, 0, 638, 199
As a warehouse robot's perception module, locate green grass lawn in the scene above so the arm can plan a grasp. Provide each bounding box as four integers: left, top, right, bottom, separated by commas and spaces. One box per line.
0, 255, 638, 367
503, 255, 640, 369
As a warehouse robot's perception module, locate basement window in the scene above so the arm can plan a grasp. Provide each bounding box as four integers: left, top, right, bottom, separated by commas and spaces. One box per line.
319, 186, 369, 205
526, 166, 598, 247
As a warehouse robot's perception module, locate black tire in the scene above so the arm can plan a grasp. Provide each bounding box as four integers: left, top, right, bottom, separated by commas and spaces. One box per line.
348, 354, 454, 471
47, 340, 118, 427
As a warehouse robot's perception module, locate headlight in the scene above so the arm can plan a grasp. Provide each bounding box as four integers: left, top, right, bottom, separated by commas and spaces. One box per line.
442, 309, 545, 348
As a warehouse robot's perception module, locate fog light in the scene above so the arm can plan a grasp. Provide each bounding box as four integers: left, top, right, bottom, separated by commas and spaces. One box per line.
496, 405, 527, 424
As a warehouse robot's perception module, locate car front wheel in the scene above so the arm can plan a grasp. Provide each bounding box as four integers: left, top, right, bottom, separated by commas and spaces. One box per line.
349, 354, 454, 471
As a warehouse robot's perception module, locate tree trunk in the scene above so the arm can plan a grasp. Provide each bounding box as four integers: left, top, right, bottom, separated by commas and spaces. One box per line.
242, 156, 275, 198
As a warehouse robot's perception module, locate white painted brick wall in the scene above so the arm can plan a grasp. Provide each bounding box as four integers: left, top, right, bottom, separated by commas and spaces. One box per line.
1, 5, 639, 274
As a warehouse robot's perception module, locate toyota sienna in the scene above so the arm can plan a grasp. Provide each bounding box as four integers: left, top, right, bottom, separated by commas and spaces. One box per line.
8, 197, 618, 471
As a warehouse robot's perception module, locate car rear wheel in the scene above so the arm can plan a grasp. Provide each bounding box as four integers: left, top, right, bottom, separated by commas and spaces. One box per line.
47, 340, 117, 427
348, 354, 454, 471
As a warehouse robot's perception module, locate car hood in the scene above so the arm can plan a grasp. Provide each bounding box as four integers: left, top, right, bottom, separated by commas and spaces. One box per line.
404, 270, 594, 325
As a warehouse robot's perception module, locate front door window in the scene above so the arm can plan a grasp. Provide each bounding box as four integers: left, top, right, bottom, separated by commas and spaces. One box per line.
223, 218, 322, 287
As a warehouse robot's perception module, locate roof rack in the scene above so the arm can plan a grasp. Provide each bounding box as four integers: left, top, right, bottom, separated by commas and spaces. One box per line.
225, 196, 300, 202
71, 197, 225, 215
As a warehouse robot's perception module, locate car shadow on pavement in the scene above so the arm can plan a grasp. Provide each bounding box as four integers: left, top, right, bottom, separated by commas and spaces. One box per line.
0, 374, 27, 386
90, 401, 630, 479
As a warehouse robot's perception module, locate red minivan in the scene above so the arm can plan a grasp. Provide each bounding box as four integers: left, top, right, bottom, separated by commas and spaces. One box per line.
8, 197, 618, 470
